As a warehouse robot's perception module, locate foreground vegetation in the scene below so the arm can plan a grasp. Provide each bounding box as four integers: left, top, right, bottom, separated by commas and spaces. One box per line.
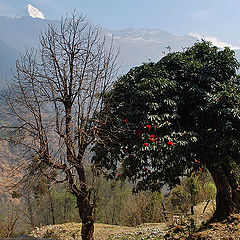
1, 199, 229, 240
0, 169, 216, 239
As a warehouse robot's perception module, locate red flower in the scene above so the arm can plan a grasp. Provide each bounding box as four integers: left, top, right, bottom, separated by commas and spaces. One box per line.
194, 159, 200, 163
144, 143, 148, 146
136, 130, 141, 135
217, 98, 220, 101
117, 173, 121, 176
150, 135, 155, 143
146, 125, 151, 130
199, 168, 203, 171
124, 119, 129, 123
168, 141, 173, 146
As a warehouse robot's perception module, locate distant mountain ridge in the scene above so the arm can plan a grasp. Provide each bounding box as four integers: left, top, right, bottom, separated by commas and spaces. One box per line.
3, 4, 240, 86
108, 28, 197, 73
110, 28, 194, 42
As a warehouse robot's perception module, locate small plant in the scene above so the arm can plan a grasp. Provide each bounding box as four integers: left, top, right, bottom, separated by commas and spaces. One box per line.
185, 217, 197, 237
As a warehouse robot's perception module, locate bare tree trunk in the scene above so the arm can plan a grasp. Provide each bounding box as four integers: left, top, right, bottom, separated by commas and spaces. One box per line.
65, 99, 95, 239
48, 191, 56, 225
202, 199, 210, 213
161, 202, 168, 221
190, 205, 194, 215
208, 163, 240, 221
26, 195, 35, 227
6, 217, 18, 238
77, 195, 94, 240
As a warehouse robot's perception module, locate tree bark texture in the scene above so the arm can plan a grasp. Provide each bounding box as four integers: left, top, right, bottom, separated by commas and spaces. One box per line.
207, 163, 240, 221
77, 195, 94, 240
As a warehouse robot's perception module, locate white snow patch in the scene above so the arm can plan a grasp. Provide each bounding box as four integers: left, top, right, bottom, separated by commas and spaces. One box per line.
15, 4, 45, 19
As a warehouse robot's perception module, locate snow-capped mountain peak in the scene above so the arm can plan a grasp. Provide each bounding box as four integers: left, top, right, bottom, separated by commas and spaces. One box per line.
15, 4, 45, 19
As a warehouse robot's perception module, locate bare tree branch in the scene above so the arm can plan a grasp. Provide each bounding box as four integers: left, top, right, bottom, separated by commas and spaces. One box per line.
0, 12, 118, 240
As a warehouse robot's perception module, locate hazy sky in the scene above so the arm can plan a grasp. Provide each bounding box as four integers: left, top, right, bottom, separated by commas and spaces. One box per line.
1, 0, 240, 48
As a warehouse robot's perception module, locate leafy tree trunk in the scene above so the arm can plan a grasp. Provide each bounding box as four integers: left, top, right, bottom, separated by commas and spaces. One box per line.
207, 163, 240, 221
222, 162, 240, 209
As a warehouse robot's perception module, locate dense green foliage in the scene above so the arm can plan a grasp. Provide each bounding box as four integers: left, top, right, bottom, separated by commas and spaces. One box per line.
169, 171, 216, 214
93, 41, 240, 192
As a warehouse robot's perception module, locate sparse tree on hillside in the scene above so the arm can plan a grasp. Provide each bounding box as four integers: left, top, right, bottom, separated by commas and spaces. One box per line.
93, 41, 240, 221
1, 13, 118, 240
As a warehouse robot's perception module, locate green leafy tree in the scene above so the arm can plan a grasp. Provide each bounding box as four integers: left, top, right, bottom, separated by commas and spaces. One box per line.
184, 173, 201, 215
171, 185, 189, 214
93, 41, 240, 221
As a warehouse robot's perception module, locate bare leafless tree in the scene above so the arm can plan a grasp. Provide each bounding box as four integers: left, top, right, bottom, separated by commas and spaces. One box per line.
1, 13, 118, 240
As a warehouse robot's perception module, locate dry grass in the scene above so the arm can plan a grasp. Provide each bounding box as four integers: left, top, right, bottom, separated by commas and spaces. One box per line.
31, 222, 137, 240
30, 222, 170, 240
